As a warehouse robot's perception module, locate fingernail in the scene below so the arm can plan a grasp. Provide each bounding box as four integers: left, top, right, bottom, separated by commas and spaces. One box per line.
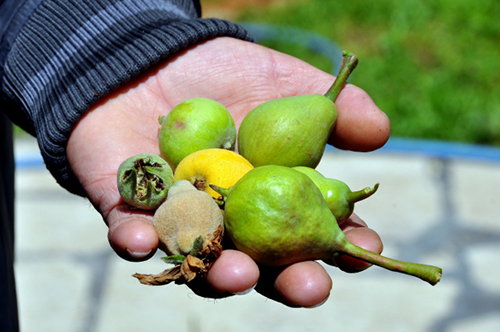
306, 294, 330, 309
126, 248, 152, 259
232, 282, 258, 295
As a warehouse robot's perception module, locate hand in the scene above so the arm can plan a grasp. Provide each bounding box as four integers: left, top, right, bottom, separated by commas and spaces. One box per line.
67, 37, 390, 307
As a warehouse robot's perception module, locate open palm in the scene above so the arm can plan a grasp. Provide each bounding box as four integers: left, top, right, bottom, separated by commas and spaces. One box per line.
66, 37, 390, 307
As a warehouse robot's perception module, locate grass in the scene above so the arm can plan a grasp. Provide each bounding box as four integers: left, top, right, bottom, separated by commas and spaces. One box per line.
234, 0, 500, 146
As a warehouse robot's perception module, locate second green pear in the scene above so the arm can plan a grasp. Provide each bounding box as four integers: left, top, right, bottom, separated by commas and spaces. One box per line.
238, 52, 358, 168
238, 94, 336, 168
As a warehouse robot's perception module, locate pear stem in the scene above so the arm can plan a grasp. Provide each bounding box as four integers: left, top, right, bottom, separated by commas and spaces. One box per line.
324, 51, 359, 102
209, 184, 231, 199
158, 115, 167, 125
339, 242, 442, 285
346, 183, 380, 204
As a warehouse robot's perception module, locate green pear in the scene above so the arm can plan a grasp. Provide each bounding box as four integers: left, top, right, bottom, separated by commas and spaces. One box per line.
211, 165, 442, 286
237, 52, 358, 168
158, 98, 236, 169
293, 166, 379, 224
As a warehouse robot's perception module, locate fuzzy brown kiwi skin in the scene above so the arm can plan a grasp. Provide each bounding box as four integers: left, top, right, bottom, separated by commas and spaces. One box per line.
153, 180, 224, 257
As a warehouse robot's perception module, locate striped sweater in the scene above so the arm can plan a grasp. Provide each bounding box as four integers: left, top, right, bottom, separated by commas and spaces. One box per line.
0, 0, 254, 195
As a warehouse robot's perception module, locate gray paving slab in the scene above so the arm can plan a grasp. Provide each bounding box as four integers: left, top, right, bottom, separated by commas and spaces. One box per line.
12, 136, 500, 332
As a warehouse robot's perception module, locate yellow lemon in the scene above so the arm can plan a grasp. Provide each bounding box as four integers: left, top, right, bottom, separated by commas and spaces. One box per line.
173, 148, 254, 200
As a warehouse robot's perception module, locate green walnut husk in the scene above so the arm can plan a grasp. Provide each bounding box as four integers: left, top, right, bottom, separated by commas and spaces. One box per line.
117, 153, 173, 210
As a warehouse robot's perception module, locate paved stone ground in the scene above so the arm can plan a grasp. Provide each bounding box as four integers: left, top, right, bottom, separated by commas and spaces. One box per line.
12, 136, 500, 332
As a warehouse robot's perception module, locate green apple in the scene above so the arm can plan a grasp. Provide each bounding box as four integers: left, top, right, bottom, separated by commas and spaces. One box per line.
158, 98, 236, 168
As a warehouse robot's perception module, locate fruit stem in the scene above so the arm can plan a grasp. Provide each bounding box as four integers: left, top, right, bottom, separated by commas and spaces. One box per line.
158, 115, 167, 125
209, 184, 231, 199
339, 242, 442, 285
324, 51, 359, 102
347, 183, 380, 204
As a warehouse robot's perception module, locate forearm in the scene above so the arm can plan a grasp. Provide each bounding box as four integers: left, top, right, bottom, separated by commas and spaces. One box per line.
0, 0, 254, 195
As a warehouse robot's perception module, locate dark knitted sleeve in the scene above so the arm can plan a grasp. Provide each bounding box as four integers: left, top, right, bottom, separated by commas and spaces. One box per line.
0, 0, 255, 196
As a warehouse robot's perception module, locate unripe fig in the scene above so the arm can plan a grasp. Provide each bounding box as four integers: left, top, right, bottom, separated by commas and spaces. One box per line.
117, 153, 173, 210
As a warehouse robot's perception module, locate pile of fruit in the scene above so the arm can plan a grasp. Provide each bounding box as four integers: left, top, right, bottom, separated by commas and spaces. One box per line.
120, 52, 442, 288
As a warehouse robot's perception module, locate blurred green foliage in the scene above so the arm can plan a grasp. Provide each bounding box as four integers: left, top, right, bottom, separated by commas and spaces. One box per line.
236, 0, 500, 145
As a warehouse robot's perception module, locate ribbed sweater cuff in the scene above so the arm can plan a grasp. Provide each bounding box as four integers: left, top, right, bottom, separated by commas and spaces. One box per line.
2, 0, 255, 196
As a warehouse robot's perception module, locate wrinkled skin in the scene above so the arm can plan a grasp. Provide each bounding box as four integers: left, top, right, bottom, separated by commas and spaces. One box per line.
67, 37, 390, 308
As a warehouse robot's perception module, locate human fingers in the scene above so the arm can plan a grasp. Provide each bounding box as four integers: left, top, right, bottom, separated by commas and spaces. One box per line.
255, 261, 332, 308
67, 123, 162, 262
202, 249, 260, 296
201, 214, 380, 306
274, 261, 333, 308
105, 204, 159, 261
328, 83, 391, 152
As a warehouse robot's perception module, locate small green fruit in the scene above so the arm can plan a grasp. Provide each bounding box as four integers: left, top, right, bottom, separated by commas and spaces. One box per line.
158, 98, 236, 168
117, 153, 173, 210
293, 166, 379, 224
212, 165, 442, 286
